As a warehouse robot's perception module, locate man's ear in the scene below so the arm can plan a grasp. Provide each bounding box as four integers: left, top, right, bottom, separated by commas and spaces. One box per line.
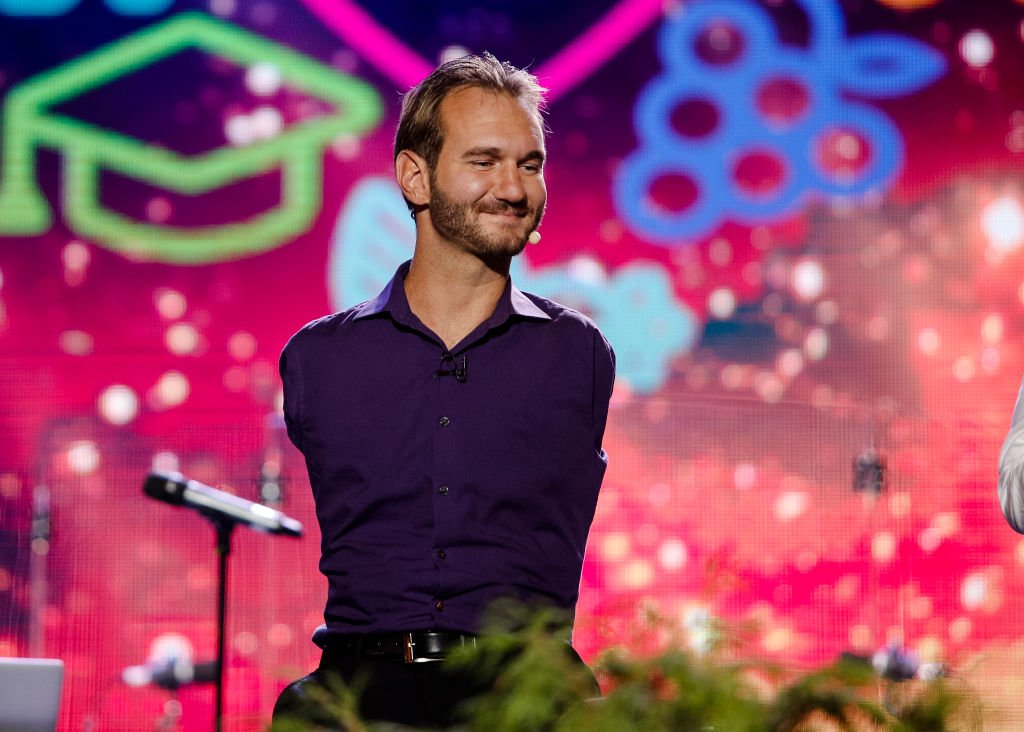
396, 150, 430, 208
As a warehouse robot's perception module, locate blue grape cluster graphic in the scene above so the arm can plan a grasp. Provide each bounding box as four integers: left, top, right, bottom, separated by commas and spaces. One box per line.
614, 0, 946, 246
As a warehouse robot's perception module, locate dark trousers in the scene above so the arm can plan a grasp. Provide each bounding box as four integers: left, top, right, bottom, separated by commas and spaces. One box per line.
272, 644, 599, 729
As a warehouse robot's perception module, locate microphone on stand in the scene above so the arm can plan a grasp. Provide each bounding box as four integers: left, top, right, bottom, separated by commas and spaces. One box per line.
122, 633, 218, 690
143, 472, 302, 536
123, 658, 219, 690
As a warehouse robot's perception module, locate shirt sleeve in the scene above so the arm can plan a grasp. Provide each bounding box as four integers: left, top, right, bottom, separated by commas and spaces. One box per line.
592, 328, 616, 451
999, 377, 1024, 532
279, 336, 305, 453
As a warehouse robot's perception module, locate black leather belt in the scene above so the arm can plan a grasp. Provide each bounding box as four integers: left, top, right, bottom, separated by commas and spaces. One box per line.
317, 631, 478, 664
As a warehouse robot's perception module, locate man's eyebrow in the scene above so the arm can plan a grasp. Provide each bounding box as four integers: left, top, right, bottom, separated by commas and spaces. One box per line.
461, 146, 546, 163
461, 146, 503, 158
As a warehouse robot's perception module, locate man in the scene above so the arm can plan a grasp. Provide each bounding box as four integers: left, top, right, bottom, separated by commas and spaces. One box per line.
273, 53, 615, 727
999, 377, 1024, 531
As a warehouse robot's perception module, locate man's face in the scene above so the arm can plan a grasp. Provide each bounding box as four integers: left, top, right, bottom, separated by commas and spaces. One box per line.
427, 87, 546, 258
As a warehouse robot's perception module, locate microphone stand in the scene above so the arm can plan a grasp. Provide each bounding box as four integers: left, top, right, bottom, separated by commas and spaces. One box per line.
210, 514, 235, 732
141, 471, 302, 731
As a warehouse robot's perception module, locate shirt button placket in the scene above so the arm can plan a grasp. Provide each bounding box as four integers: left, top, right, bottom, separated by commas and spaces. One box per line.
434, 373, 455, 618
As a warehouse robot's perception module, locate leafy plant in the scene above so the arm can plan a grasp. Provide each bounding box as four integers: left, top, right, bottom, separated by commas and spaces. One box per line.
271, 606, 978, 731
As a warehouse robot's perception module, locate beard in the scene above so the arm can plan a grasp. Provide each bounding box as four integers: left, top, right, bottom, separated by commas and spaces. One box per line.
428, 170, 544, 259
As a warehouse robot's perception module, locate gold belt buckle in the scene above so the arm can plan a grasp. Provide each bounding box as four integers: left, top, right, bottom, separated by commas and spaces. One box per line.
403, 633, 416, 663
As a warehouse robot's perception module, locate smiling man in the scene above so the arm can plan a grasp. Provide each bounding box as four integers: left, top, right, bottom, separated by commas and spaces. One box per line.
274, 53, 615, 728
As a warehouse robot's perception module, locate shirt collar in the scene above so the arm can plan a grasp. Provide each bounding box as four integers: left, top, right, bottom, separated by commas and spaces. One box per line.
354, 260, 551, 326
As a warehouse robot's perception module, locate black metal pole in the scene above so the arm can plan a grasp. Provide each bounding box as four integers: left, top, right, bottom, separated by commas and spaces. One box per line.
213, 519, 235, 732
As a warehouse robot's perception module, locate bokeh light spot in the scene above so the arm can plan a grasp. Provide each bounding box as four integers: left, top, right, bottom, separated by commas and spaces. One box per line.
708, 237, 732, 266
155, 289, 187, 320
602, 532, 631, 561
228, 331, 257, 361
889, 492, 911, 517
981, 313, 1004, 343
981, 195, 1024, 253
225, 114, 255, 147
60, 330, 94, 356
817, 129, 871, 180
146, 197, 173, 224
763, 626, 793, 653
917, 328, 941, 355
98, 385, 139, 426
959, 29, 994, 68
152, 451, 180, 474
791, 259, 825, 301
872, 532, 896, 562
804, 327, 829, 361
658, 538, 688, 571
694, 21, 745, 65
246, 62, 281, 96
849, 624, 874, 651
734, 463, 756, 491
67, 441, 100, 475
774, 491, 809, 521
919, 527, 942, 553
755, 371, 784, 403
708, 287, 736, 319
961, 572, 987, 610
621, 559, 654, 588
233, 631, 259, 656
776, 348, 804, 378
251, 106, 283, 140
268, 623, 293, 647
152, 371, 190, 409
166, 323, 200, 356
949, 617, 972, 643
62, 240, 89, 268
952, 356, 975, 382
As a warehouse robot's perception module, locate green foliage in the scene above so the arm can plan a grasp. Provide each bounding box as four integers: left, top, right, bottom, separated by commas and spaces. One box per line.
446, 607, 601, 731
270, 671, 368, 732
270, 606, 977, 731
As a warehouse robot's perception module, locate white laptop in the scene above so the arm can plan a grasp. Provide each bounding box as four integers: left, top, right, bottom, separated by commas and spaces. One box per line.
0, 658, 64, 732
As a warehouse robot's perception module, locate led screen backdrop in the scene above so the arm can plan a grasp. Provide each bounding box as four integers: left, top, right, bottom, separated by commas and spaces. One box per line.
1, 0, 1023, 728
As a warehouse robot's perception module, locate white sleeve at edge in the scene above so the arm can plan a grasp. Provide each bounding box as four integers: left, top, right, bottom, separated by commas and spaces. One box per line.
998, 377, 1024, 533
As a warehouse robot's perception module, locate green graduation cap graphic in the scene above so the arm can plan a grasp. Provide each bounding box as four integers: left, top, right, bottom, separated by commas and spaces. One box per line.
0, 12, 383, 263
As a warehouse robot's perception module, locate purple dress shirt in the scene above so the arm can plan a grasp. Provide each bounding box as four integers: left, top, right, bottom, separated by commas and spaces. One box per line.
280, 261, 615, 634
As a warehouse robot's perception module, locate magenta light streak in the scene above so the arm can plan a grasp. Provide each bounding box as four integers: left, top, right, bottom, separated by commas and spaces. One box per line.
299, 0, 664, 100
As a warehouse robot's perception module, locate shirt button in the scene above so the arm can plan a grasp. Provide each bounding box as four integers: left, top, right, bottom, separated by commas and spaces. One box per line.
434, 599, 444, 612
438, 416, 450, 427
438, 485, 449, 495
437, 549, 447, 560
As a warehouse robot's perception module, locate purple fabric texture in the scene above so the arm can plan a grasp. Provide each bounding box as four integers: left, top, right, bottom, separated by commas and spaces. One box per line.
281, 261, 615, 633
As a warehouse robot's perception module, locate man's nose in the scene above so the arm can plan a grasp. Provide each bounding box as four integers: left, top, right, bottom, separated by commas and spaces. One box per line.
493, 163, 527, 203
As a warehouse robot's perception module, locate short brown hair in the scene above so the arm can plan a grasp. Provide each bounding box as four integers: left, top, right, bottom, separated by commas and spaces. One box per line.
393, 51, 547, 169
